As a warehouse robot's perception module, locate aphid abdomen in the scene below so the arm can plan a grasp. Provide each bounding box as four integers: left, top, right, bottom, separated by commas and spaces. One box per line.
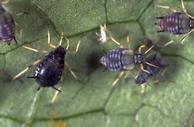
135, 71, 149, 85
135, 56, 166, 85
0, 6, 15, 44
158, 12, 190, 34
34, 46, 65, 87
100, 49, 133, 71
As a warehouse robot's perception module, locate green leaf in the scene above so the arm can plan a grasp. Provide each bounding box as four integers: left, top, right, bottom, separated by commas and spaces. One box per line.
0, 0, 194, 127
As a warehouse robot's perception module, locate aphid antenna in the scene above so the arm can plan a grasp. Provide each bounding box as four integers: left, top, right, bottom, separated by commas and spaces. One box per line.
58, 32, 64, 47
112, 71, 125, 87
47, 30, 56, 49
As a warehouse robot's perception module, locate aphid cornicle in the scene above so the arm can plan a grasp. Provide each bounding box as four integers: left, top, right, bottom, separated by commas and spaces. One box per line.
135, 55, 167, 85
27, 46, 65, 91
0, 5, 17, 45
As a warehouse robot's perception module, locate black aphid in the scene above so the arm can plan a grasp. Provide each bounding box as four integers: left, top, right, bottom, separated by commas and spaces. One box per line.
13, 31, 80, 92
27, 46, 65, 91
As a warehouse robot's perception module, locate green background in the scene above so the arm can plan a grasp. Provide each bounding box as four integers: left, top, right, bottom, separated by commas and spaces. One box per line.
0, 0, 194, 127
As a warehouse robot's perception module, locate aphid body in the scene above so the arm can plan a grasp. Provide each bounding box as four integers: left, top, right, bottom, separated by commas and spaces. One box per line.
0, 5, 16, 45
156, 12, 194, 35
135, 55, 166, 85
100, 48, 145, 71
28, 46, 65, 90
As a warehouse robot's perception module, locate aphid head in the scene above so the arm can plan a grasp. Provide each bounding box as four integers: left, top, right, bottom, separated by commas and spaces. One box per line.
55, 46, 66, 56
134, 53, 144, 64
100, 55, 108, 67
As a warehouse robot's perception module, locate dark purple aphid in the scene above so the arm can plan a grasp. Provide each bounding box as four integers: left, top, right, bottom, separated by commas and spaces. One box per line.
135, 55, 166, 85
100, 48, 146, 71
155, 12, 194, 35
28, 46, 65, 92
0, 5, 17, 45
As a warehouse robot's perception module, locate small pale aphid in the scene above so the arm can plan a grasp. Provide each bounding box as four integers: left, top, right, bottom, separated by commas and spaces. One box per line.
96, 24, 108, 43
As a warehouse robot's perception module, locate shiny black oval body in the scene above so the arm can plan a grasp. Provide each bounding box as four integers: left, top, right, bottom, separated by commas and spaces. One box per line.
100, 48, 145, 71
33, 46, 65, 87
155, 12, 194, 35
135, 55, 166, 85
0, 5, 16, 45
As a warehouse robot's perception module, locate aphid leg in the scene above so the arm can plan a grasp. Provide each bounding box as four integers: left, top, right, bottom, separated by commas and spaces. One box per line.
180, 29, 194, 44
109, 36, 121, 47
140, 84, 146, 94
138, 44, 154, 55
163, 40, 174, 47
65, 62, 78, 79
50, 62, 78, 104
126, 36, 131, 49
22, 45, 48, 54
112, 71, 125, 87
13, 37, 18, 46
145, 62, 159, 68
1, 0, 9, 4
50, 87, 62, 103
181, 0, 194, 19
12, 60, 41, 80
156, 5, 177, 12
140, 64, 150, 74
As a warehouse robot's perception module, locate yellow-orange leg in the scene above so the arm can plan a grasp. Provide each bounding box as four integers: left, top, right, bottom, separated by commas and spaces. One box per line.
140, 84, 146, 94
12, 60, 41, 80
112, 71, 125, 87
180, 29, 194, 44
156, 5, 177, 12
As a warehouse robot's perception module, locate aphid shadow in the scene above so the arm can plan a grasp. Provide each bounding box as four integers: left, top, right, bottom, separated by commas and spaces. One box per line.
0, 70, 14, 82
85, 50, 104, 75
